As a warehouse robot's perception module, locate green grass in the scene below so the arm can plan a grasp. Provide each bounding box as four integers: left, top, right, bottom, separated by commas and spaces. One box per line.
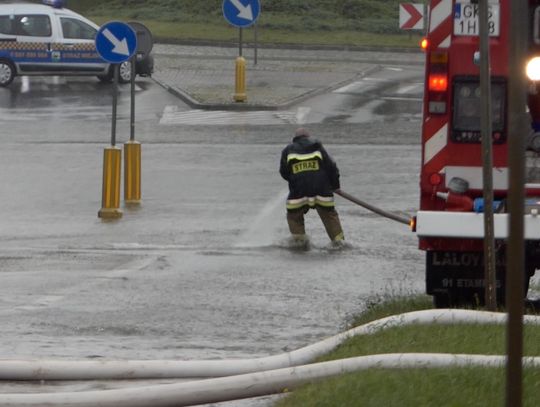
277, 368, 540, 407
69, 0, 424, 48
86, 16, 423, 48
275, 295, 540, 407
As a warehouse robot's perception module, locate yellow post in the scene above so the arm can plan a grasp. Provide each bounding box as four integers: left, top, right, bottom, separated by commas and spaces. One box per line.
124, 140, 141, 205
98, 146, 123, 219
234, 56, 247, 102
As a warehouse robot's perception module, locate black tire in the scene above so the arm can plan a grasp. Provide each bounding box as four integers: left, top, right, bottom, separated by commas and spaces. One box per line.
97, 62, 132, 84
0, 59, 15, 87
433, 293, 451, 308
97, 73, 113, 83
118, 61, 132, 83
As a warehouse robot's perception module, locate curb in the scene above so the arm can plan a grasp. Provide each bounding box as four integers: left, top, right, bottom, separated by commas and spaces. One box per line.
152, 65, 382, 111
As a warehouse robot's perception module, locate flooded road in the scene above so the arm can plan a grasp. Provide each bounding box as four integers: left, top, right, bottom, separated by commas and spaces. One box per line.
0, 64, 424, 405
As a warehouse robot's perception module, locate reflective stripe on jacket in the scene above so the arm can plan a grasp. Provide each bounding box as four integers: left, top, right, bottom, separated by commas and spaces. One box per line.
279, 135, 340, 210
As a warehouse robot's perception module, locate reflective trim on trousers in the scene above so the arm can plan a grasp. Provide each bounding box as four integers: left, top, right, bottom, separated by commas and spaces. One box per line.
286, 195, 334, 210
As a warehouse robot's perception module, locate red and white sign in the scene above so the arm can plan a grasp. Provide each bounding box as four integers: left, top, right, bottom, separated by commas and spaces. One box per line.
399, 3, 424, 30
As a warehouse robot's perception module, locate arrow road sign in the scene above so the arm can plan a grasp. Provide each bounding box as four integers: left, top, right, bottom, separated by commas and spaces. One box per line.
399, 3, 424, 30
95, 21, 137, 63
223, 0, 260, 28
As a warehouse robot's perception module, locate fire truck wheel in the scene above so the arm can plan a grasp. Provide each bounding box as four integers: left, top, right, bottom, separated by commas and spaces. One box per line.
0, 59, 15, 87
433, 293, 452, 308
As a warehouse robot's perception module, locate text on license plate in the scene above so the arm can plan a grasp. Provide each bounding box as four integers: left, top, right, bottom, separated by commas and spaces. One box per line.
453, 1, 500, 37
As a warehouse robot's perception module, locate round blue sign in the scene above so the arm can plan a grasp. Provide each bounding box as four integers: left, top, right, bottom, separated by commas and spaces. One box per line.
223, 0, 260, 28
95, 21, 137, 64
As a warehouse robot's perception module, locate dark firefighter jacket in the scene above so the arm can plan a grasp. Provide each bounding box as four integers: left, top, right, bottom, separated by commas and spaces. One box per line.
279, 135, 340, 210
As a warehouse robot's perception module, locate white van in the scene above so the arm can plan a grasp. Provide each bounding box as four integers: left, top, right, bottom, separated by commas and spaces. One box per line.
0, 0, 153, 86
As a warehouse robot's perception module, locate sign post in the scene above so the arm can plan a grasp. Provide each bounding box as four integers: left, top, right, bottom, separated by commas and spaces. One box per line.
222, 0, 260, 102
95, 21, 137, 219
124, 22, 153, 206
475, 0, 497, 311
506, 1, 528, 405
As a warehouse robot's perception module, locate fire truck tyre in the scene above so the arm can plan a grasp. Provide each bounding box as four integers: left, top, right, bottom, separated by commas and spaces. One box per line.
433, 293, 452, 308
0, 59, 15, 87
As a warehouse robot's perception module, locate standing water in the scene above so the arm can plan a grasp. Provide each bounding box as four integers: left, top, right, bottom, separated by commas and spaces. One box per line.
235, 188, 289, 248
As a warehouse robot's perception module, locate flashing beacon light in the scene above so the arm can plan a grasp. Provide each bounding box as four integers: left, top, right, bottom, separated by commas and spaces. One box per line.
420, 38, 428, 51
527, 57, 540, 81
42, 0, 66, 8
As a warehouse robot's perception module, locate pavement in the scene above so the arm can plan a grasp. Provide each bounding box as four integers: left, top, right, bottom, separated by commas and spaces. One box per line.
151, 43, 425, 110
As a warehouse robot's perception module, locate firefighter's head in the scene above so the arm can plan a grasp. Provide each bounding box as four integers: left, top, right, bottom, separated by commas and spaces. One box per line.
294, 127, 311, 139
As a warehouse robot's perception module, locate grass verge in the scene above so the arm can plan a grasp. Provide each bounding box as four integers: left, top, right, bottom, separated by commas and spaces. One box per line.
87, 17, 423, 49
275, 295, 540, 407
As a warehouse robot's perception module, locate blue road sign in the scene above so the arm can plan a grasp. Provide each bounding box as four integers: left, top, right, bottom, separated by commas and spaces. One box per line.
223, 0, 260, 28
95, 21, 137, 64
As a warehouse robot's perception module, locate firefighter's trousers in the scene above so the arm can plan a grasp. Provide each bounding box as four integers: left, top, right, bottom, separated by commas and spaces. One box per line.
287, 206, 344, 241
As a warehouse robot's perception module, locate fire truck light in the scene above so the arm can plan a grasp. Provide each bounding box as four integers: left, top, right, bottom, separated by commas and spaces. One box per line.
409, 217, 417, 232
526, 57, 540, 81
429, 173, 442, 186
420, 38, 428, 51
428, 74, 448, 92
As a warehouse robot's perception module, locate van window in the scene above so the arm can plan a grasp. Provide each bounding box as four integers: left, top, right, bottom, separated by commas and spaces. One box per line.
0, 15, 14, 35
15, 14, 51, 37
60, 17, 96, 40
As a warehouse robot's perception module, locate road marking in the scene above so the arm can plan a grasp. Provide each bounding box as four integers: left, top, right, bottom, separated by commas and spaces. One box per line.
381, 96, 423, 102
333, 81, 364, 93
396, 83, 423, 94
159, 106, 309, 126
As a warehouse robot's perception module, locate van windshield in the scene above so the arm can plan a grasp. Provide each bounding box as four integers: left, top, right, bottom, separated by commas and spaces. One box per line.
60, 17, 96, 40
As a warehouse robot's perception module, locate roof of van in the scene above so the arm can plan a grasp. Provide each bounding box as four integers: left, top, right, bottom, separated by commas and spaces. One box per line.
0, 2, 83, 18
0, 2, 98, 28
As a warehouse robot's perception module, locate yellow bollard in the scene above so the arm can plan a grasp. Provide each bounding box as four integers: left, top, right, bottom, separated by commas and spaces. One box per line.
234, 56, 247, 102
124, 140, 141, 205
98, 146, 123, 219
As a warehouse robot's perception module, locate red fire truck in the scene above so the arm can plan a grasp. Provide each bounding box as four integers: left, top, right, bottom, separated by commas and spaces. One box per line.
415, 0, 540, 307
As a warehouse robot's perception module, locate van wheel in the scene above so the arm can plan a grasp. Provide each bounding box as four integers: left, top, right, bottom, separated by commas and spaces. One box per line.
118, 61, 132, 83
97, 73, 113, 83
97, 62, 132, 84
0, 59, 15, 86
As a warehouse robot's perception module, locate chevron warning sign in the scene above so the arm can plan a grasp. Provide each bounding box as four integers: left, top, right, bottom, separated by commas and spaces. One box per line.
399, 3, 424, 30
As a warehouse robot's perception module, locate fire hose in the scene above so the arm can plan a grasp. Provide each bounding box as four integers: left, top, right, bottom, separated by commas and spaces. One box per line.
335, 189, 411, 225
1, 309, 540, 406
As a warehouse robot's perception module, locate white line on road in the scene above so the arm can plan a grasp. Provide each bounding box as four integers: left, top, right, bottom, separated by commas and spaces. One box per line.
159, 106, 303, 126
396, 83, 423, 94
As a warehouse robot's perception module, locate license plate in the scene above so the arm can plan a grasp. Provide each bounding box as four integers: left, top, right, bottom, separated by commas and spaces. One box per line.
453, 1, 500, 37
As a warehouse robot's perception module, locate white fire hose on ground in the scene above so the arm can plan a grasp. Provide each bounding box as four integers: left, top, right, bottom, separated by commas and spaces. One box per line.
1, 309, 540, 406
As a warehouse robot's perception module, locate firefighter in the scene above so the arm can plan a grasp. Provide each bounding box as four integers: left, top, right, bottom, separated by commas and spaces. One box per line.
279, 128, 344, 244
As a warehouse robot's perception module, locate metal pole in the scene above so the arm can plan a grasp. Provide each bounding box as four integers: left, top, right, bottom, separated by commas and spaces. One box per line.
111, 64, 118, 147
254, 23, 258, 66
130, 57, 136, 141
239, 28, 243, 57
506, 0, 528, 406
478, 0, 496, 310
